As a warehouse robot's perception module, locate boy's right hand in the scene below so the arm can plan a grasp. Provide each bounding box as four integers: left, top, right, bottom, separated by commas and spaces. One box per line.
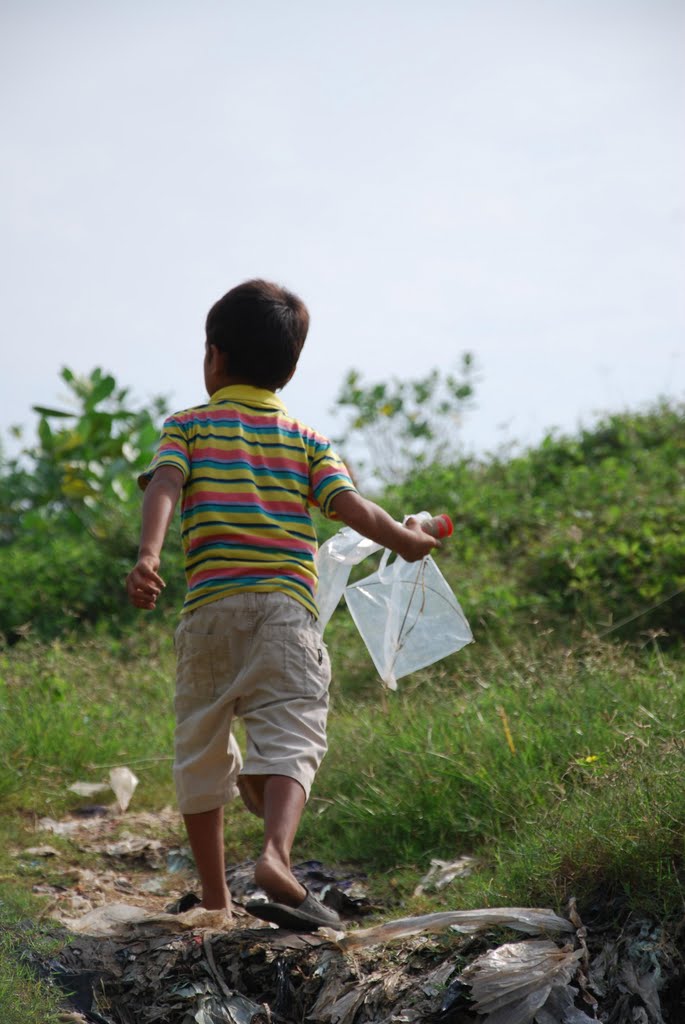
396, 517, 440, 563
330, 491, 440, 562
126, 555, 166, 610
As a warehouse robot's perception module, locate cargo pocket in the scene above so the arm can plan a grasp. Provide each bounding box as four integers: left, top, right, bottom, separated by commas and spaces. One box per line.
284, 628, 331, 699
175, 631, 223, 709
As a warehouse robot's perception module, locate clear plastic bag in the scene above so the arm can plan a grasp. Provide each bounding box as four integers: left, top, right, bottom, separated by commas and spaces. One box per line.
315, 526, 383, 631
344, 548, 473, 689
316, 512, 473, 689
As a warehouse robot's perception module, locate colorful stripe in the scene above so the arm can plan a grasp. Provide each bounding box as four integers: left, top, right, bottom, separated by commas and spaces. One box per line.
139, 384, 356, 617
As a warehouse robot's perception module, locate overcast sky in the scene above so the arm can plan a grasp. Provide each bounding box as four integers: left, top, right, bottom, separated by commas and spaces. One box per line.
2, 0, 683, 466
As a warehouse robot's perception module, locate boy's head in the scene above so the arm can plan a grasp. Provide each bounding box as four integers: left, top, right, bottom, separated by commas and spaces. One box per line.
205, 279, 309, 391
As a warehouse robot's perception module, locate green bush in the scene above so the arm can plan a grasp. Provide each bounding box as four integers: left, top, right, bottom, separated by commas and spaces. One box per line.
3, 362, 683, 644
0, 520, 185, 642
0, 367, 186, 641
383, 402, 685, 641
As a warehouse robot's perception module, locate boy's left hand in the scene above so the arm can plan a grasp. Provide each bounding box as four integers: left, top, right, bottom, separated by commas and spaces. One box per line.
126, 556, 166, 610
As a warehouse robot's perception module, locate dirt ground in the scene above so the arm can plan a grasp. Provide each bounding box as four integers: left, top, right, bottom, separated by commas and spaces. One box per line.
15, 805, 685, 1024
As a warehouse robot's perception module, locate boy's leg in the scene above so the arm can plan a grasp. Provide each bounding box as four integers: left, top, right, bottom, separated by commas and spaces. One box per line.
183, 807, 232, 911
253, 774, 307, 906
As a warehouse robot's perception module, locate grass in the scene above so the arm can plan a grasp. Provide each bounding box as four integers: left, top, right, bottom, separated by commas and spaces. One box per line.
302, 632, 685, 918
0, 617, 684, 1017
0, 885, 63, 1024
0, 621, 177, 814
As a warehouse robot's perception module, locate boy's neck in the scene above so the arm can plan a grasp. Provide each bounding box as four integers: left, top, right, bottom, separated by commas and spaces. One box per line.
213, 376, 276, 394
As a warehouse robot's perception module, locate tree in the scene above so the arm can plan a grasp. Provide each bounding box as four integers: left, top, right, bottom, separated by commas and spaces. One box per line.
0, 368, 180, 640
333, 354, 476, 485
1, 367, 166, 545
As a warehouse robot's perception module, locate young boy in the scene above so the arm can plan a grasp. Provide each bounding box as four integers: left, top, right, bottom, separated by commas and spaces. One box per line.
126, 279, 437, 930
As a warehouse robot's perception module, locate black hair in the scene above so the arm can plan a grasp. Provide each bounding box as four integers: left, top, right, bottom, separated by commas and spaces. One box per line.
205, 279, 310, 390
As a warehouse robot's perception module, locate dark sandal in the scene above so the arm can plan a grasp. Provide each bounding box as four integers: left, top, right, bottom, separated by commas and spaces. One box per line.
245, 887, 343, 931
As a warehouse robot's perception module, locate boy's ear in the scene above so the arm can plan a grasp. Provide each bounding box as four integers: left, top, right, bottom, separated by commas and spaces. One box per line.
207, 343, 226, 373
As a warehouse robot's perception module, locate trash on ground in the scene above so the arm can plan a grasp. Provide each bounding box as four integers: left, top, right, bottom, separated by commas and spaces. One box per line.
39, 815, 107, 836
325, 906, 575, 950
15, 844, 61, 858
98, 832, 165, 868
25, 804, 678, 1023
460, 939, 590, 1024
414, 855, 479, 895
68, 782, 111, 798
58, 901, 233, 938
588, 917, 671, 1024
167, 847, 195, 873
109, 766, 139, 811
66, 766, 139, 813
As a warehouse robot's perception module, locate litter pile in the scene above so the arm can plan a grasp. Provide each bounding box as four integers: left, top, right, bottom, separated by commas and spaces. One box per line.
51, 901, 592, 1024
13, 788, 684, 1022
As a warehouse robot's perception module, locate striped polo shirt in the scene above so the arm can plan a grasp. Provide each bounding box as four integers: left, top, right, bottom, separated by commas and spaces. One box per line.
139, 385, 356, 618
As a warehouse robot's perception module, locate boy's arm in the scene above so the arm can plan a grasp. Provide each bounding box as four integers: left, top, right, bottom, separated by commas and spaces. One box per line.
329, 490, 438, 562
126, 465, 184, 610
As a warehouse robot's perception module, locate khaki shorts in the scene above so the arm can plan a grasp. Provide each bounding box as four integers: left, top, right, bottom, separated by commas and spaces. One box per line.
173, 591, 331, 815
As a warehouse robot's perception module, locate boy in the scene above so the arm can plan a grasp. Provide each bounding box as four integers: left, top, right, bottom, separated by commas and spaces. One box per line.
126, 279, 437, 930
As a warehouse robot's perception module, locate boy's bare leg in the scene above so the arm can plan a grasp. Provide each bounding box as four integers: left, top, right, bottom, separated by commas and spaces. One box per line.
253, 774, 307, 906
183, 807, 232, 911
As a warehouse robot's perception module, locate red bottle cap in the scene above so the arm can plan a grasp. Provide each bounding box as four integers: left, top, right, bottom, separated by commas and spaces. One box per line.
435, 514, 454, 538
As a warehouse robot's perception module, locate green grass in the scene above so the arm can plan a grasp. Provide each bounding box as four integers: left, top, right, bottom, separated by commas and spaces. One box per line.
0, 619, 177, 814
2, 622, 684, 918
0, 620, 683, 1019
302, 634, 685, 917
0, 885, 63, 1024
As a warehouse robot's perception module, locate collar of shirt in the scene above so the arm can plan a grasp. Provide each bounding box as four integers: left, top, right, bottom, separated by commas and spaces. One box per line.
209, 385, 287, 412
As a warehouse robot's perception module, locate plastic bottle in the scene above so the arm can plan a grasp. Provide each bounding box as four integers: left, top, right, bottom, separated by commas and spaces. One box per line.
418, 513, 454, 539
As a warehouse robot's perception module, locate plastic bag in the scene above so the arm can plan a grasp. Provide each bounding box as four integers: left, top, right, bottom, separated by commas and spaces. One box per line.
316, 513, 473, 689
315, 526, 383, 631
344, 548, 473, 689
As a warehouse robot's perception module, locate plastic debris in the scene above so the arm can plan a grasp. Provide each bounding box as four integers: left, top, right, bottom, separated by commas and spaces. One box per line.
109, 766, 139, 812
588, 917, 670, 1024
167, 979, 269, 1023
100, 832, 164, 868
413, 855, 479, 895
167, 846, 195, 873
39, 815, 104, 836
60, 901, 232, 938
66, 766, 139, 812
15, 845, 61, 858
535, 985, 597, 1023
68, 781, 111, 797
325, 907, 574, 950
460, 939, 586, 1024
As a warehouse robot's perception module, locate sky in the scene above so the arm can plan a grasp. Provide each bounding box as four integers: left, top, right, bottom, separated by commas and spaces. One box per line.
1, 0, 683, 467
